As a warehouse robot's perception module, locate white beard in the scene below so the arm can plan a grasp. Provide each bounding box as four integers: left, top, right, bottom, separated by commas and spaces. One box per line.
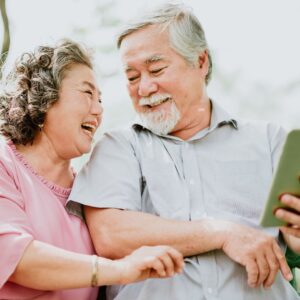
138, 100, 180, 135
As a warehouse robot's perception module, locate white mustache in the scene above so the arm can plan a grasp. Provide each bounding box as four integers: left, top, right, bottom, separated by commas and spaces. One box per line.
139, 93, 172, 106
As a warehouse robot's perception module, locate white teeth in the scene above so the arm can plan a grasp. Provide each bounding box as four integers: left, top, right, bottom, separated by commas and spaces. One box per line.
139, 94, 172, 107
149, 97, 170, 107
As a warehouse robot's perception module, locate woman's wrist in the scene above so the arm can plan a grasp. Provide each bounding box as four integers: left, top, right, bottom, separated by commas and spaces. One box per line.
91, 255, 99, 287
95, 256, 123, 286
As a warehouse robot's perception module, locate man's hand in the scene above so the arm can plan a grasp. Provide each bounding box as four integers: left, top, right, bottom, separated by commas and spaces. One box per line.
275, 194, 300, 237
275, 194, 300, 254
114, 245, 184, 285
221, 222, 292, 288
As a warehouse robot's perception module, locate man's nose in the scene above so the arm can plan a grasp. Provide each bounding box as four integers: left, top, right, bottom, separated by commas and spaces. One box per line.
138, 75, 158, 97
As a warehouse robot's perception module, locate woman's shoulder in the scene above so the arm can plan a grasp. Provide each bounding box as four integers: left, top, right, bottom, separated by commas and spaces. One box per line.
0, 139, 19, 174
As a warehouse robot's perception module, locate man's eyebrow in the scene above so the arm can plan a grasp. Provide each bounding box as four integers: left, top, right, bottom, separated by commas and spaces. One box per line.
124, 55, 166, 73
145, 55, 165, 64
81, 81, 101, 96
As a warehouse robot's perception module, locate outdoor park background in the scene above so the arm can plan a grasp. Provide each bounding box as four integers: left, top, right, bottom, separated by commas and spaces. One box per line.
1, 0, 300, 170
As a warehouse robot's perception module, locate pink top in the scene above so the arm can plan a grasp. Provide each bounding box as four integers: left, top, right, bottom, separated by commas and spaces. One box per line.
0, 141, 98, 300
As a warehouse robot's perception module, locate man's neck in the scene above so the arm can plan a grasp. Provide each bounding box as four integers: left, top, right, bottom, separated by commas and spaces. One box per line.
171, 99, 211, 141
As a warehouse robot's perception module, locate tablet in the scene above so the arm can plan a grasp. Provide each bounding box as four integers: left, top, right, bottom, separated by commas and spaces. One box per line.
260, 129, 300, 227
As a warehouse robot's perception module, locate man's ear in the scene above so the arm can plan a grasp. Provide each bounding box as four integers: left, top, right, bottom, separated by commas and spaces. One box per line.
198, 50, 209, 69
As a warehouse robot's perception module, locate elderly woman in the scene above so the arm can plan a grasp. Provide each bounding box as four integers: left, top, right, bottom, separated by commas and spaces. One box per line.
0, 40, 183, 299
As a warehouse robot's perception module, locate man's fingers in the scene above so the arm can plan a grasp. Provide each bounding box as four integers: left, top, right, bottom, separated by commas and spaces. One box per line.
281, 194, 300, 213
280, 226, 300, 238
255, 253, 270, 286
275, 208, 300, 227
263, 248, 280, 288
272, 242, 293, 282
245, 259, 259, 288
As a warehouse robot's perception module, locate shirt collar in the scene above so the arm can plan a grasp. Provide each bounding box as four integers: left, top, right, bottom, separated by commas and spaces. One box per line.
131, 99, 238, 140
209, 100, 238, 131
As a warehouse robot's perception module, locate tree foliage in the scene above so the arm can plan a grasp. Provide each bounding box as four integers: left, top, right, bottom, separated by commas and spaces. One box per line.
0, 0, 10, 78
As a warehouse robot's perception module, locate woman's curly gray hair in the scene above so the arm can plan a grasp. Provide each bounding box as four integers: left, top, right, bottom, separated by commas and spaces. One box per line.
0, 39, 93, 145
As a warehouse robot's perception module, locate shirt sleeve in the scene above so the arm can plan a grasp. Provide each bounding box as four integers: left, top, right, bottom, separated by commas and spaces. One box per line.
0, 161, 34, 288
68, 129, 142, 211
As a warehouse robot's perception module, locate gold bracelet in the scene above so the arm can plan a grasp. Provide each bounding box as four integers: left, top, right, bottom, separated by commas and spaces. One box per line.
91, 255, 98, 287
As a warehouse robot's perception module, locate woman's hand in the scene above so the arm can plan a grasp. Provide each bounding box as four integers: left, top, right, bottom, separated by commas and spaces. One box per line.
114, 245, 184, 284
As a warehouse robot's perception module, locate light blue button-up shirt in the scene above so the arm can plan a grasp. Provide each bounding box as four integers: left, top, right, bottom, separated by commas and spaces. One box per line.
68, 101, 299, 299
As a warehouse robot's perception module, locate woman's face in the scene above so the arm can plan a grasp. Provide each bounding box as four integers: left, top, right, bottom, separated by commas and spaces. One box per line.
43, 63, 102, 159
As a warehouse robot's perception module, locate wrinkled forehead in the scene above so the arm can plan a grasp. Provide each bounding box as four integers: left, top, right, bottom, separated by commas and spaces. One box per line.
119, 26, 172, 69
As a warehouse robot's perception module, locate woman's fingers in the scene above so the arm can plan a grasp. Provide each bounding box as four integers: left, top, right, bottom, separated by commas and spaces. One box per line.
166, 247, 184, 273
134, 246, 184, 278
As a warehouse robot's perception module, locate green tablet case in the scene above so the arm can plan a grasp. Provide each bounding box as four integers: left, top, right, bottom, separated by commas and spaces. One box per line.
260, 129, 300, 227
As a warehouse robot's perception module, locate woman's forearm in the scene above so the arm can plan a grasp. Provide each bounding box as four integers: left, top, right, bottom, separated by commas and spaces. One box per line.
9, 240, 98, 290
9, 239, 184, 290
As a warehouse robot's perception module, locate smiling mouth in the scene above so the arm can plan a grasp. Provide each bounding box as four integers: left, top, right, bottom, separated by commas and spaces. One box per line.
143, 96, 172, 108
81, 122, 97, 136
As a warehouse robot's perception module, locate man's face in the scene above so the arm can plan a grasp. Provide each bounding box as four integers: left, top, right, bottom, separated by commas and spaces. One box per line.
120, 25, 209, 135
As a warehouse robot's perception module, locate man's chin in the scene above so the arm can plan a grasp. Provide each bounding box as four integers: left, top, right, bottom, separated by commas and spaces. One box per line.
138, 101, 181, 135
139, 117, 179, 135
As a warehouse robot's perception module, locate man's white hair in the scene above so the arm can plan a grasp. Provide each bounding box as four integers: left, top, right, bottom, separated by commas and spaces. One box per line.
117, 2, 212, 84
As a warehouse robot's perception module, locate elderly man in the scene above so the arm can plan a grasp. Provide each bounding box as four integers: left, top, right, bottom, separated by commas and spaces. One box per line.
68, 3, 300, 299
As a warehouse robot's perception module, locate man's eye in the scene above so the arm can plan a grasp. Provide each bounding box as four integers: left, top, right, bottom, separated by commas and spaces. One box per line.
150, 67, 166, 74
128, 76, 139, 82
85, 90, 93, 95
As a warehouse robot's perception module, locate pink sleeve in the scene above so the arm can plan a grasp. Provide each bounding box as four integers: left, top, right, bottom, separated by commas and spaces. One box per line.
0, 162, 34, 288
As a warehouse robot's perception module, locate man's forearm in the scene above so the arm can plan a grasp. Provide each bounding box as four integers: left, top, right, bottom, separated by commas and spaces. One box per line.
85, 207, 226, 259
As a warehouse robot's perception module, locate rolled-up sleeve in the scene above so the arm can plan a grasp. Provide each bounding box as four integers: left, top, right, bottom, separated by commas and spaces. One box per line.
68, 130, 142, 211
0, 163, 34, 288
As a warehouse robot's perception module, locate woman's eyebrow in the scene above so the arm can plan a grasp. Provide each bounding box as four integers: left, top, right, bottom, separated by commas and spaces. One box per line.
81, 81, 101, 96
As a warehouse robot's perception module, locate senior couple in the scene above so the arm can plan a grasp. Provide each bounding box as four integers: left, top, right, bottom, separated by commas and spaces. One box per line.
1, 3, 300, 300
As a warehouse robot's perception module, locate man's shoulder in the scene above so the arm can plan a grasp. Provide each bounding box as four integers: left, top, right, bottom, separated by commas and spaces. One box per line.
236, 118, 286, 137
98, 124, 157, 146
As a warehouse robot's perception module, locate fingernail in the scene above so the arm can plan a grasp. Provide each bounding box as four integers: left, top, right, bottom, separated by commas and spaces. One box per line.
287, 273, 293, 281
281, 195, 291, 202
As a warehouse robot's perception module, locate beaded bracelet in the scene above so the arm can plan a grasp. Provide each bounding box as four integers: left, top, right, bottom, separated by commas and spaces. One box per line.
91, 255, 98, 287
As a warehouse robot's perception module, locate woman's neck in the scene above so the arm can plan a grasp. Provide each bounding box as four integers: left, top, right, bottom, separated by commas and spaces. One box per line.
15, 136, 74, 188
